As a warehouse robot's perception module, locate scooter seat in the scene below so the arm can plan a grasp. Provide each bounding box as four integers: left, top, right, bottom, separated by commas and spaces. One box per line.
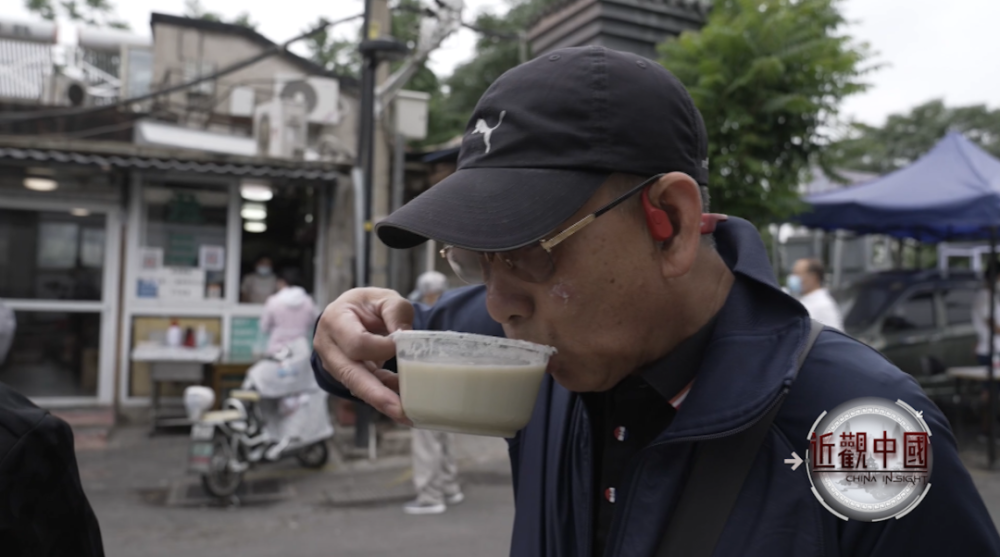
201, 410, 244, 424
230, 390, 261, 402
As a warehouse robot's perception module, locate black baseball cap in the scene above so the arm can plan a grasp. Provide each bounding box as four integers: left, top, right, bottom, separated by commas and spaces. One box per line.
376, 45, 709, 251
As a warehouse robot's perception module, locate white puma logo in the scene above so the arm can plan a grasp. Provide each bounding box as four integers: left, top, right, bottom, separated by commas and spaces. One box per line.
472, 110, 506, 154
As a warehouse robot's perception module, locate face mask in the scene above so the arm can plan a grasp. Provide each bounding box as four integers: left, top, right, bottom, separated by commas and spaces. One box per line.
257, 266, 272, 276
787, 274, 803, 296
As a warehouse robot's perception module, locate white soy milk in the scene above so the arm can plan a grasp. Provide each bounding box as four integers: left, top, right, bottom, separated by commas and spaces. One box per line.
398, 359, 547, 438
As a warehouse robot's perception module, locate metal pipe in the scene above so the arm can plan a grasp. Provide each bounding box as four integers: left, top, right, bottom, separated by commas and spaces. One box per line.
770, 225, 781, 282
426, 240, 437, 274
832, 230, 845, 290
360, 72, 376, 286
989, 226, 997, 467
389, 132, 406, 292
354, 0, 376, 451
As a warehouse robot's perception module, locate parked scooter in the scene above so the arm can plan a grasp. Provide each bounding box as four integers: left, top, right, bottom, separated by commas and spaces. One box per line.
183, 338, 334, 498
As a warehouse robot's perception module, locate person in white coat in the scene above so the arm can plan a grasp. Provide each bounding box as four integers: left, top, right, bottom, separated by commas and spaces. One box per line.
787, 258, 844, 331
403, 271, 464, 515
259, 269, 319, 355
972, 265, 1000, 366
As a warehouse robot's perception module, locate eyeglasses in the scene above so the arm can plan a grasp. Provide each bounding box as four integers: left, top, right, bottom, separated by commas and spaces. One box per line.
442, 174, 729, 285
441, 173, 667, 285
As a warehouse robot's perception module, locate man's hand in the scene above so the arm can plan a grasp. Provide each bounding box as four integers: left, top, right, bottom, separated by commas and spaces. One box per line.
314, 288, 415, 425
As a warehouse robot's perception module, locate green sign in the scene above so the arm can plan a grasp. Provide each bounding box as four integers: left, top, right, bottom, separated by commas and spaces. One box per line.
167, 193, 203, 224
165, 232, 198, 266
230, 317, 261, 361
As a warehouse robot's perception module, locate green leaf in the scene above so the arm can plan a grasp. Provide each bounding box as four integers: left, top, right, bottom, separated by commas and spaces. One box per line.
829, 99, 1000, 174
659, 0, 871, 224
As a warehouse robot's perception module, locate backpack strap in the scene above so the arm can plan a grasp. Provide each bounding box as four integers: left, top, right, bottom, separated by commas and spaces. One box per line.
656, 319, 824, 557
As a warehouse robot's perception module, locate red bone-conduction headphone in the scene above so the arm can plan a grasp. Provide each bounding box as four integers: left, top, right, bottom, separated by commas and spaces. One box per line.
642, 185, 728, 241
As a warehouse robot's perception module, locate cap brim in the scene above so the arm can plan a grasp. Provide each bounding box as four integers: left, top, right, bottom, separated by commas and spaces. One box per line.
376, 167, 608, 251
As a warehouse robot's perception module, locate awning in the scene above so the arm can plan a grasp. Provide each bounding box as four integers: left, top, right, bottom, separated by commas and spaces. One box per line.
0, 135, 349, 182
798, 132, 1000, 242
133, 119, 258, 157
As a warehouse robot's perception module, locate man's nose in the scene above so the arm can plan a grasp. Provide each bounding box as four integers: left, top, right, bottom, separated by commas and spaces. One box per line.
484, 264, 534, 325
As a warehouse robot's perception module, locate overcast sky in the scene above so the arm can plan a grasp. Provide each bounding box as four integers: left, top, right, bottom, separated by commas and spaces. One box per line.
5, 0, 999, 126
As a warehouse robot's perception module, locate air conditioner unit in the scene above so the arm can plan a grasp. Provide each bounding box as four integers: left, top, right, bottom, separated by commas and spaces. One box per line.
253, 99, 308, 159
229, 86, 255, 117
274, 75, 341, 126
41, 72, 91, 107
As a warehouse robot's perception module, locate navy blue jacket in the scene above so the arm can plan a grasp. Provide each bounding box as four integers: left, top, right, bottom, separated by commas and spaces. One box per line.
0, 382, 105, 556
313, 218, 1000, 556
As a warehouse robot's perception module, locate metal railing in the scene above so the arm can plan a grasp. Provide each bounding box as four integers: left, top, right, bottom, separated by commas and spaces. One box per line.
0, 39, 122, 105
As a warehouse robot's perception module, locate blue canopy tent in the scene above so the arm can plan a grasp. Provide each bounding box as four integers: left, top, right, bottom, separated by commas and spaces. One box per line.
801, 132, 1000, 241
798, 132, 1000, 466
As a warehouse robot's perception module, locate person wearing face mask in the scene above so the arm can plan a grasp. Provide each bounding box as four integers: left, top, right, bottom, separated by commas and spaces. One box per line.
241, 256, 278, 304
787, 257, 843, 331
972, 262, 1000, 366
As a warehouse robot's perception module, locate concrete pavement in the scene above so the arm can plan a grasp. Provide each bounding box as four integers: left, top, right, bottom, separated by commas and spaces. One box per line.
78, 426, 514, 557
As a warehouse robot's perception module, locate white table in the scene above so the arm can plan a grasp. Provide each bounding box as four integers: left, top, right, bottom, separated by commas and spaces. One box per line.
947, 366, 1000, 382
132, 343, 222, 432
946, 366, 1000, 443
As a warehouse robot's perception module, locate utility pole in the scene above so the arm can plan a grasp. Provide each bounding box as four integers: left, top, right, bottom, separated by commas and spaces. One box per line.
989, 227, 997, 468
358, 0, 377, 291
370, 0, 394, 291
354, 0, 390, 456
352, 0, 461, 455
389, 131, 406, 292
357, 0, 408, 293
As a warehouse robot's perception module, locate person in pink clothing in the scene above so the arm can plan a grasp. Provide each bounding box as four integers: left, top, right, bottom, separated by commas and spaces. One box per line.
259, 269, 319, 355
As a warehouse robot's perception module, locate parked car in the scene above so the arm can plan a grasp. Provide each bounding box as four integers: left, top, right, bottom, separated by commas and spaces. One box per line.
835, 269, 980, 376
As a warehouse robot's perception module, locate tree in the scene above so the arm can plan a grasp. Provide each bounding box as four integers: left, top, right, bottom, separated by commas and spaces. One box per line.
302, 0, 553, 146
443, 0, 557, 131
303, 20, 362, 78
304, 0, 432, 81
659, 0, 871, 224
303, 0, 465, 146
827, 100, 1000, 175
230, 12, 258, 30
24, 0, 129, 30
184, 0, 257, 30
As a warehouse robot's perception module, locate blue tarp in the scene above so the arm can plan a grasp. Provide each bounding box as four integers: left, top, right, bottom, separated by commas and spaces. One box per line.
799, 132, 1000, 242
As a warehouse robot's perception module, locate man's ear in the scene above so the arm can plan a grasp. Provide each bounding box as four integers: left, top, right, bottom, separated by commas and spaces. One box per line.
646, 172, 702, 278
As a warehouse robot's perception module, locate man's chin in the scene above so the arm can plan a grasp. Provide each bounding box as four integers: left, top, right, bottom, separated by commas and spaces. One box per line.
547, 363, 605, 393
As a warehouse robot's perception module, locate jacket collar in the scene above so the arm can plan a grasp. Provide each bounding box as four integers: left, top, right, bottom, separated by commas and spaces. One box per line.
655, 217, 813, 441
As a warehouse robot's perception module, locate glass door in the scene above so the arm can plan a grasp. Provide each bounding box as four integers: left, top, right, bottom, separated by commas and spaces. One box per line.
0, 206, 119, 403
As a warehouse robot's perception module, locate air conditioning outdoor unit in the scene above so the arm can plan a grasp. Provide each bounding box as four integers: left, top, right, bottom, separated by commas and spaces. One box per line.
41, 72, 91, 107
273, 75, 341, 126
253, 99, 308, 159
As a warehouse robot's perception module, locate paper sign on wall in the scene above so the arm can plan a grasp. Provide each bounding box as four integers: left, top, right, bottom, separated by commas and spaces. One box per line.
136, 267, 206, 301
199, 245, 225, 271
139, 247, 163, 270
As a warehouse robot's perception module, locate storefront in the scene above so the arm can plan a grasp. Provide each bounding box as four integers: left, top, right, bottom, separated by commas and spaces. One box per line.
119, 171, 334, 408
0, 138, 349, 410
